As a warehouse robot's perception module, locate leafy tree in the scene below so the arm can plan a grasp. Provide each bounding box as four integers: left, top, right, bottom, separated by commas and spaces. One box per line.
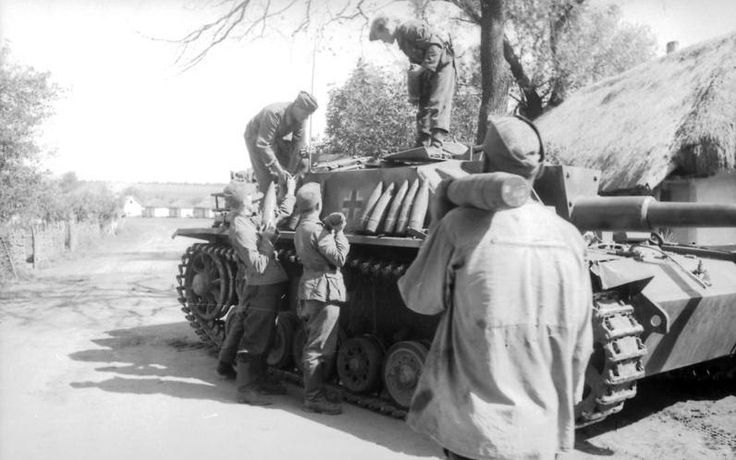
0, 44, 60, 222
320, 59, 480, 156
177, 0, 654, 141
505, 0, 656, 113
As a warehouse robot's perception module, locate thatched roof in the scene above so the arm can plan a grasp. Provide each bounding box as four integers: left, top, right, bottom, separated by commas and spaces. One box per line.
536, 32, 736, 193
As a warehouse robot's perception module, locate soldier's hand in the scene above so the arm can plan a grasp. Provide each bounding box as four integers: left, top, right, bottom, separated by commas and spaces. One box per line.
257, 233, 276, 257
323, 212, 347, 233
285, 175, 296, 195
429, 178, 456, 230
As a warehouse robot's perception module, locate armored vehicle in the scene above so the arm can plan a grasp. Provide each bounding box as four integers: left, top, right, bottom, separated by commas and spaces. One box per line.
173, 150, 736, 426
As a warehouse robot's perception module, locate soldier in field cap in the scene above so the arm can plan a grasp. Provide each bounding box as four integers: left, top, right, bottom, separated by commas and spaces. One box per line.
293, 182, 350, 415
398, 116, 593, 460
216, 177, 295, 406
244, 91, 318, 193
369, 14, 456, 151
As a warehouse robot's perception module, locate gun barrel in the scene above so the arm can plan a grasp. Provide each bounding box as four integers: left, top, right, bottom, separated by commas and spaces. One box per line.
571, 196, 736, 231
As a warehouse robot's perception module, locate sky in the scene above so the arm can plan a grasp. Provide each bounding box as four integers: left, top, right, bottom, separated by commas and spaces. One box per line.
1, 0, 735, 184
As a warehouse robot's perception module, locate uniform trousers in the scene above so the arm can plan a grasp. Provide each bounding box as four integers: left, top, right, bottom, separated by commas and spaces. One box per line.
298, 299, 340, 401
416, 60, 456, 138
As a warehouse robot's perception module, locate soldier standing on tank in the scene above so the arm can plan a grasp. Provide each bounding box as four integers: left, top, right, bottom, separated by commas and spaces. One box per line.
369, 14, 456, 151
216, 178, 295, 405
244, 91, 318, 194
397, 117, 593, 460
293, 183, 349, 415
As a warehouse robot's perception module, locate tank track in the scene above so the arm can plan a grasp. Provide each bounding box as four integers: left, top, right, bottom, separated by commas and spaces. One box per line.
576, 292, 647, 427
176, 243, 237, 348
177, 244, 647, 425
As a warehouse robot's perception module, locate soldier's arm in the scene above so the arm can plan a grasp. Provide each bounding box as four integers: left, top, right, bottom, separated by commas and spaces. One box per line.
291, 122, 307, 153
254, 109, 281, 172
233, 223, 272, 275
408, 23, 444, 72
397, 220, 453, 315
274, 178, 296, 226
315, 228, 350, 268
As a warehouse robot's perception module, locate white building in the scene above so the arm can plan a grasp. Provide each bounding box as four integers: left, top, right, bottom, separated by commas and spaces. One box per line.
122, 196, 144, 217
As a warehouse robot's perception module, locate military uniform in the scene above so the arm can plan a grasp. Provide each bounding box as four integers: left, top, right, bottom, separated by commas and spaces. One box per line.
218, 192, 295, 402
397, 117, 593, 459
394, 20, 456, 146
293, 213, 350, 406
244, 102, 306, 193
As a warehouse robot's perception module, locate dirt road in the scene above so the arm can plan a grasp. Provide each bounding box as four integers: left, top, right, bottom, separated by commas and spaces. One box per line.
1, 218, 733, 460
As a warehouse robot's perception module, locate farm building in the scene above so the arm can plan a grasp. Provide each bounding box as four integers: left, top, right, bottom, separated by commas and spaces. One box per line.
122, 196, 143, 217
536, 32, 736, 246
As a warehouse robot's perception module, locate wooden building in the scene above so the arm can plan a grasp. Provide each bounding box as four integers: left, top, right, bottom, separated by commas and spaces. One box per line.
536, 33, 736, 246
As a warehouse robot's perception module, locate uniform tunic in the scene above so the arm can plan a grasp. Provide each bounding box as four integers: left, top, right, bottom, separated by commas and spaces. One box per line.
218, 195, 294, 363
294, 214, 351, 400
244, 102, 306, 192
294, 215, 349, 303
397, 203, 593, 460
394, 20, 456, 136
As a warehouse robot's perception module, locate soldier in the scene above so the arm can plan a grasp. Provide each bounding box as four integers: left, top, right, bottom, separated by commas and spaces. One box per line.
293, 183, 350, 415
216, 178, 295, 405
244, 91, 318, 193
369, 14, 456, 151
397, 117, 593, 459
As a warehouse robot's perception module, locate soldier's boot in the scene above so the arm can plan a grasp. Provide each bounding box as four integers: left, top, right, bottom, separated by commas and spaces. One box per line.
236, 355, 272, 406
216, 361, 237, 380
303, 396, 342, 415
303, 359, 341, 415
253, 356, 287, 395
415, 132, 431, 148
430, 128, 448, 149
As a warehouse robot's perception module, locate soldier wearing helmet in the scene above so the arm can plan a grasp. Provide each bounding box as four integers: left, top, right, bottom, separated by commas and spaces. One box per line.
398, 117, 593, 460
244, 91, 318, 193
369, 14, 456, 152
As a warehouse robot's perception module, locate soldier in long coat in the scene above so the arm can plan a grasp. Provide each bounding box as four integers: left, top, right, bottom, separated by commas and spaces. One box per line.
369, 15, 456, 150
244, 91, 318, 193
397, 117, 593, 460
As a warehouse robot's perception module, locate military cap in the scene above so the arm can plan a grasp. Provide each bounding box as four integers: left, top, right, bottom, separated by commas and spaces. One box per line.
295, 182, 322, 213
222, 181, 251, 208
482, 116, 544, 180
369, 14, 390, 41
293, 91, 319, 113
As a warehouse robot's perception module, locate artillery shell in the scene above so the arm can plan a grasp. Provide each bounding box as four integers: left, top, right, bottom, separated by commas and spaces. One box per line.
360, 182, 384, 228
261, 181, 278, 229
396, 179, 420, 235
408, 180, 429, 232
382, 180, 409, 235
446, 172, 530, 210
365, 182, 395, 234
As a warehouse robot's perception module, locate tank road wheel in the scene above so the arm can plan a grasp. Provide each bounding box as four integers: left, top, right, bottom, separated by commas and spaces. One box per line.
336, 335, 385, 394
383, 341, 428, 409
267, 312, 299, 369
575, 292, 647, 427
177, 244, 235, 348
186, 246, 231, 320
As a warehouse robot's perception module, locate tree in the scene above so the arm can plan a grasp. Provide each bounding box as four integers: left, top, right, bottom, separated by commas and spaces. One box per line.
320, 59, 479, 156
176, 0, 655, 141
0, 44, 60, 222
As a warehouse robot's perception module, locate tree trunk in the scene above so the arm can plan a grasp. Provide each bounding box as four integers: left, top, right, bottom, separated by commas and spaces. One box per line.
476, 0, 507, 144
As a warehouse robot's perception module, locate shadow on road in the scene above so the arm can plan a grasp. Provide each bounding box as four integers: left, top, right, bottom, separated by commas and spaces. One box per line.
68, 321, 440, 458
